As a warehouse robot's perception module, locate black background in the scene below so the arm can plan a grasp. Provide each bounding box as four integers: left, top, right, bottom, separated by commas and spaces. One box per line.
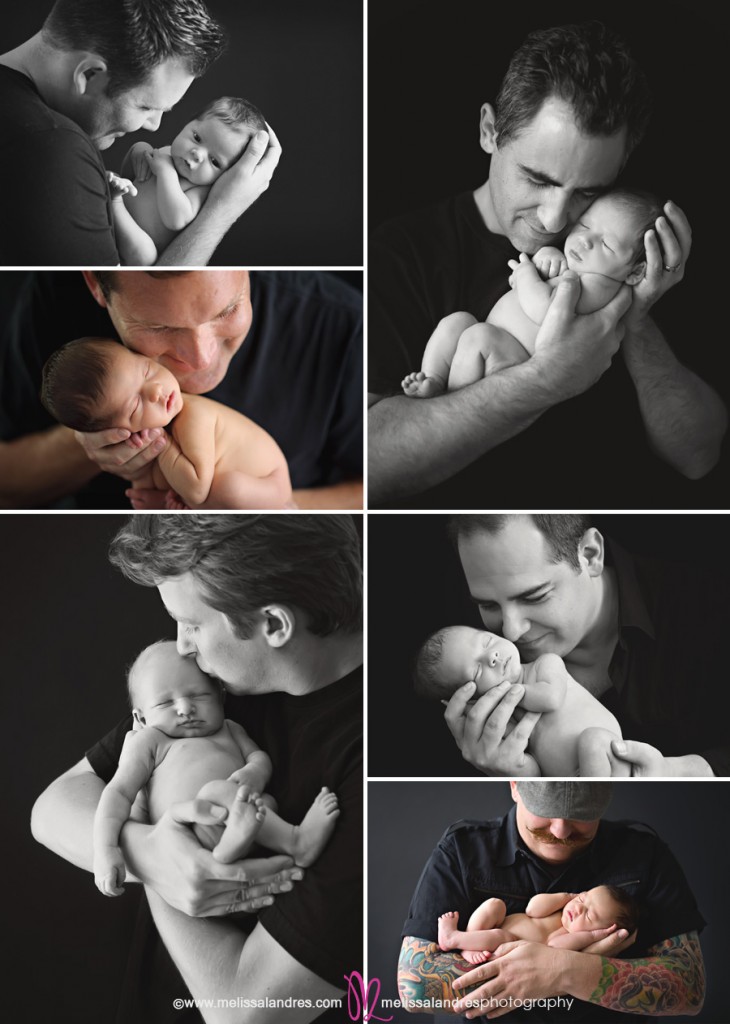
368, 780, 728, 1023
368, 513, 730, 778
7, 0, 363, 266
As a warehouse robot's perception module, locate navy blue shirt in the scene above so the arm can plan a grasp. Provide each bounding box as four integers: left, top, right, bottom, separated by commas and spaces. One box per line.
404, 806, 705, 1022
0, 271, 362, 507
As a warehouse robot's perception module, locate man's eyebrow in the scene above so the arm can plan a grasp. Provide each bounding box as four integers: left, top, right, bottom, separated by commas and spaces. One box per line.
518, 163, 611, 194
125, 291, 246, 331
468, 581, 552, 603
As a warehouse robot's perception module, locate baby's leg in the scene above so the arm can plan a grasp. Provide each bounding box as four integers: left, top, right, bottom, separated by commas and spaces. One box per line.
257, 787, 340, 867
199, 465, 292, 511
194, 779, 267, 863
438, 910, 512, 954
577, 727, 631, 777
447, 323, 530, 389
402, 312, 477, 397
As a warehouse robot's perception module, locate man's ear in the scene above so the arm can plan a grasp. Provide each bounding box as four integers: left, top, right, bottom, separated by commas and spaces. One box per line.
81, 271, 108, 308
132, 708, 146, 729
625, 261, 647, 287
261, 604, 295, 648
479, 103, 499, 155
579, 527, 605, 578
72, 55, 109, 97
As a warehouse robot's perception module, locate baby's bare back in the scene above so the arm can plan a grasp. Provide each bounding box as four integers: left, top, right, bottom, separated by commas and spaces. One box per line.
501, 909, 562, 944
177, 394, 287, 478
147, 724, 244, 822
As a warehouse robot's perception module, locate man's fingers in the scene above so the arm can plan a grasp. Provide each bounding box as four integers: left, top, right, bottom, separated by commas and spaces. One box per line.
75, 427, 131, 451
504, 709, 540, 750
542, 271, 580, 320
463, 684, 523, 749
235, 130, 271, 173
602, 281, 633, 321
443, 681, 477, 742
664, 200, 692, 257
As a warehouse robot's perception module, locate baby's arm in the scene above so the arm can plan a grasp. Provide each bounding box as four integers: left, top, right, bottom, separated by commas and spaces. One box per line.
507, 253, 556, 324
519, 653, 569, 712
107, 171, 158, 266
121, 142, 154, 183
225, 719, 273, 796
547, 924, 618, 950
92, 729, 159, 896
156, 413, 216, 507
147, 150, 207, 232
525, 892, 573, 918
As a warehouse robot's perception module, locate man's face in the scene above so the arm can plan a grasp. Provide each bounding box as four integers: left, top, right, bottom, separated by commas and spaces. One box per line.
457, 517, 603, 661
481, 97, 628, 253
85, 271, 252, 394
511, 784, 599, 864
78, 59, 194, 149
158, 572, 272, 695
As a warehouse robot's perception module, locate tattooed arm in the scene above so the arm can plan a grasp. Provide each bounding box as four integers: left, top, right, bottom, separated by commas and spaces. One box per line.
397, 936, 475, 1015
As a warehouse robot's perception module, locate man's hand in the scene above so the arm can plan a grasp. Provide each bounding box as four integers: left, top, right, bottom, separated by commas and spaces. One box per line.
75, 426, 167, 481
451, 941, 573, 1019
531, 272, 631, 401
629, 201, 692, 323
206, 122, 282, 220
533, 246, 568, 279
122, 797, 302, 917
443, 680, 541, 776
106, 172, 138, 200
611, 740, 714, 777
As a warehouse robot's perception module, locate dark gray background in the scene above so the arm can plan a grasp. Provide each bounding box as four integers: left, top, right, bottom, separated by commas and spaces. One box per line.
369, 780, 727, 1023
368, 514, 730, 778
7, 0, 363, 266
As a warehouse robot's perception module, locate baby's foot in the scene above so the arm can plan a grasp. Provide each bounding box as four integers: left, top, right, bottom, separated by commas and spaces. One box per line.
292, 787, 340, 867
213, 790, 266, 863
401, 371, 445, 398
461, 949, 491, 965
164, 489, 191, 510
438, 910, 461, 950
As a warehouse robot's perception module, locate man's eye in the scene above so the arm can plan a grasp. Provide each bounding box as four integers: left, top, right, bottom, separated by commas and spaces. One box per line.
528, 179, 549, 190
523, 593, 549, 604
478, 602, 499, 613
580, 190, 599, 199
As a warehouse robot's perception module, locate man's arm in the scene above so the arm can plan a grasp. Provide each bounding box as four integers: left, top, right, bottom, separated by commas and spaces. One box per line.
610, 740, 715, 777
155, 127, 282, 267
146, 890, 343, 1024
292, 480, 363, 509
397, 936, 473, 1015
0, 427, 100, 508
449, 932, 705, 1019
369, 275, 630, 504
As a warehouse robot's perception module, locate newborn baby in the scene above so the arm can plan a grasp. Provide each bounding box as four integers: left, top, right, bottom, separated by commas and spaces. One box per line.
438, 886, 638, 964
108, 96, 266, 265
93, 641, 339, 896
402, 188, 662, 395
41, 337, 293, 510
414, 625, 629, 776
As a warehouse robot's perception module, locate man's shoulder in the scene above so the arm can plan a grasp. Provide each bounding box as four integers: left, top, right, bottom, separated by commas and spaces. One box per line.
253, 271, 362, 318
0, 68, 97, 155
442, 815, 507, 845
371, 192, 478, 250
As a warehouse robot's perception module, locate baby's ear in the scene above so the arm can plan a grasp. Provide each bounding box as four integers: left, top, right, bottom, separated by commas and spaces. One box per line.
625, 261, 647, 287
132, 708, 146, 730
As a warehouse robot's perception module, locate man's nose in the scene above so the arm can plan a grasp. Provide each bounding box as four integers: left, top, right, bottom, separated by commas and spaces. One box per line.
549, 819, 573, 840
177, 629, 195, 656
537, 193, 570, 234
143, 110, 164, 132
501, 607, 529, 642
175, 330, 219, 370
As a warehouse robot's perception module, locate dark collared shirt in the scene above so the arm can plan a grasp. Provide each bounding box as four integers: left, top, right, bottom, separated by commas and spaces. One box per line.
600, 540, 730, 774
403, 806, 705, 1022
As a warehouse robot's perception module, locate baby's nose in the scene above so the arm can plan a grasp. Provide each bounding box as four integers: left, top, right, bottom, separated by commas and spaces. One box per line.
175, 698, 195, 716
488, 651, 500, 667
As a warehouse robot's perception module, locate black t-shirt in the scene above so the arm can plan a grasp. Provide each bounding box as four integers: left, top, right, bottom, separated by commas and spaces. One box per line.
0, 66, 119, 266
369, 192, 728, 509
0, 271, 363, 507
404, 807, 705, 1022
86, 664, 363, 1023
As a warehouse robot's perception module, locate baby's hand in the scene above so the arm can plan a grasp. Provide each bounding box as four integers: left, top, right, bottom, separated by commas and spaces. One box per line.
533, 246, 568, 279
507, 252, 537, 289
145, 149, 174, 176
130, 142, 154, 182
106, 171, 138, 201
94, 848, 126, 897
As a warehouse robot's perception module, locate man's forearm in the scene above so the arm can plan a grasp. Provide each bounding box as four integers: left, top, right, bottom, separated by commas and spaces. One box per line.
568, 933, 705, 1016
157, 194, 235, 266
292, 479, 363, 509
623, 316, 727, 478
31, 765, 105, 871
397, 937, 472, 1015
0, 427, 99, 507
369, 361, 554, 504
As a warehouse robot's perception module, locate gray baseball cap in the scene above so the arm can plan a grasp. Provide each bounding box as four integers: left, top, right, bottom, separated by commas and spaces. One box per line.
515, 781, 612, 821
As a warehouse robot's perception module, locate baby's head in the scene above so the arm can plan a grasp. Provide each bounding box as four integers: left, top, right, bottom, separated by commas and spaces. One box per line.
171, 96, 267, 186
414, 625, 522, 700
41, 337, 183, 433
564, 189, 664, 285
561, 885, 639, 935
128, 640, 225, 739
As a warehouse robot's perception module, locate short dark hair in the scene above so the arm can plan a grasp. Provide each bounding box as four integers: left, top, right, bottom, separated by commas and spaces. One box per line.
447, 515, 592, 571
413, 627, 454, 700
90, 270, 192, 302
109, 515, 363, 638
602, 885, 640, 934
40, 337, 117, 432
599, 188, 664, 267
42, 0, 225, 96
494, 22, 652, 156
197, 96, 266, 134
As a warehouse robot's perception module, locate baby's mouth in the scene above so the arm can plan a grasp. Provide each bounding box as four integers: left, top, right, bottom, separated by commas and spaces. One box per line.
166, 392, 175, 412
568, 248, 582, 262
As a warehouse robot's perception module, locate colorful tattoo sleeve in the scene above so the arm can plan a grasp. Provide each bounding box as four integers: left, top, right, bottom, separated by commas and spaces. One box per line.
590, 931, 705, 1015
397, 936, 476, 1015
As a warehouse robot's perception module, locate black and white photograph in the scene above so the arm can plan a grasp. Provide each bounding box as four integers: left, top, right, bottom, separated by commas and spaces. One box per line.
5, 513, 363, 1023
368, 0, 729, 510
0, 0, 363, 267
369, 779, 724, 1022
368, 513, 730, 779
0, 269, 364, 511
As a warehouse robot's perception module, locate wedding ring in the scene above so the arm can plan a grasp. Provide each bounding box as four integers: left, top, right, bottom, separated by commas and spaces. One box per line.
664, 263, 680, 272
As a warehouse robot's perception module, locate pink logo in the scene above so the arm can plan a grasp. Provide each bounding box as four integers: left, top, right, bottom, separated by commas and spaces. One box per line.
344, 972, 393, 1023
